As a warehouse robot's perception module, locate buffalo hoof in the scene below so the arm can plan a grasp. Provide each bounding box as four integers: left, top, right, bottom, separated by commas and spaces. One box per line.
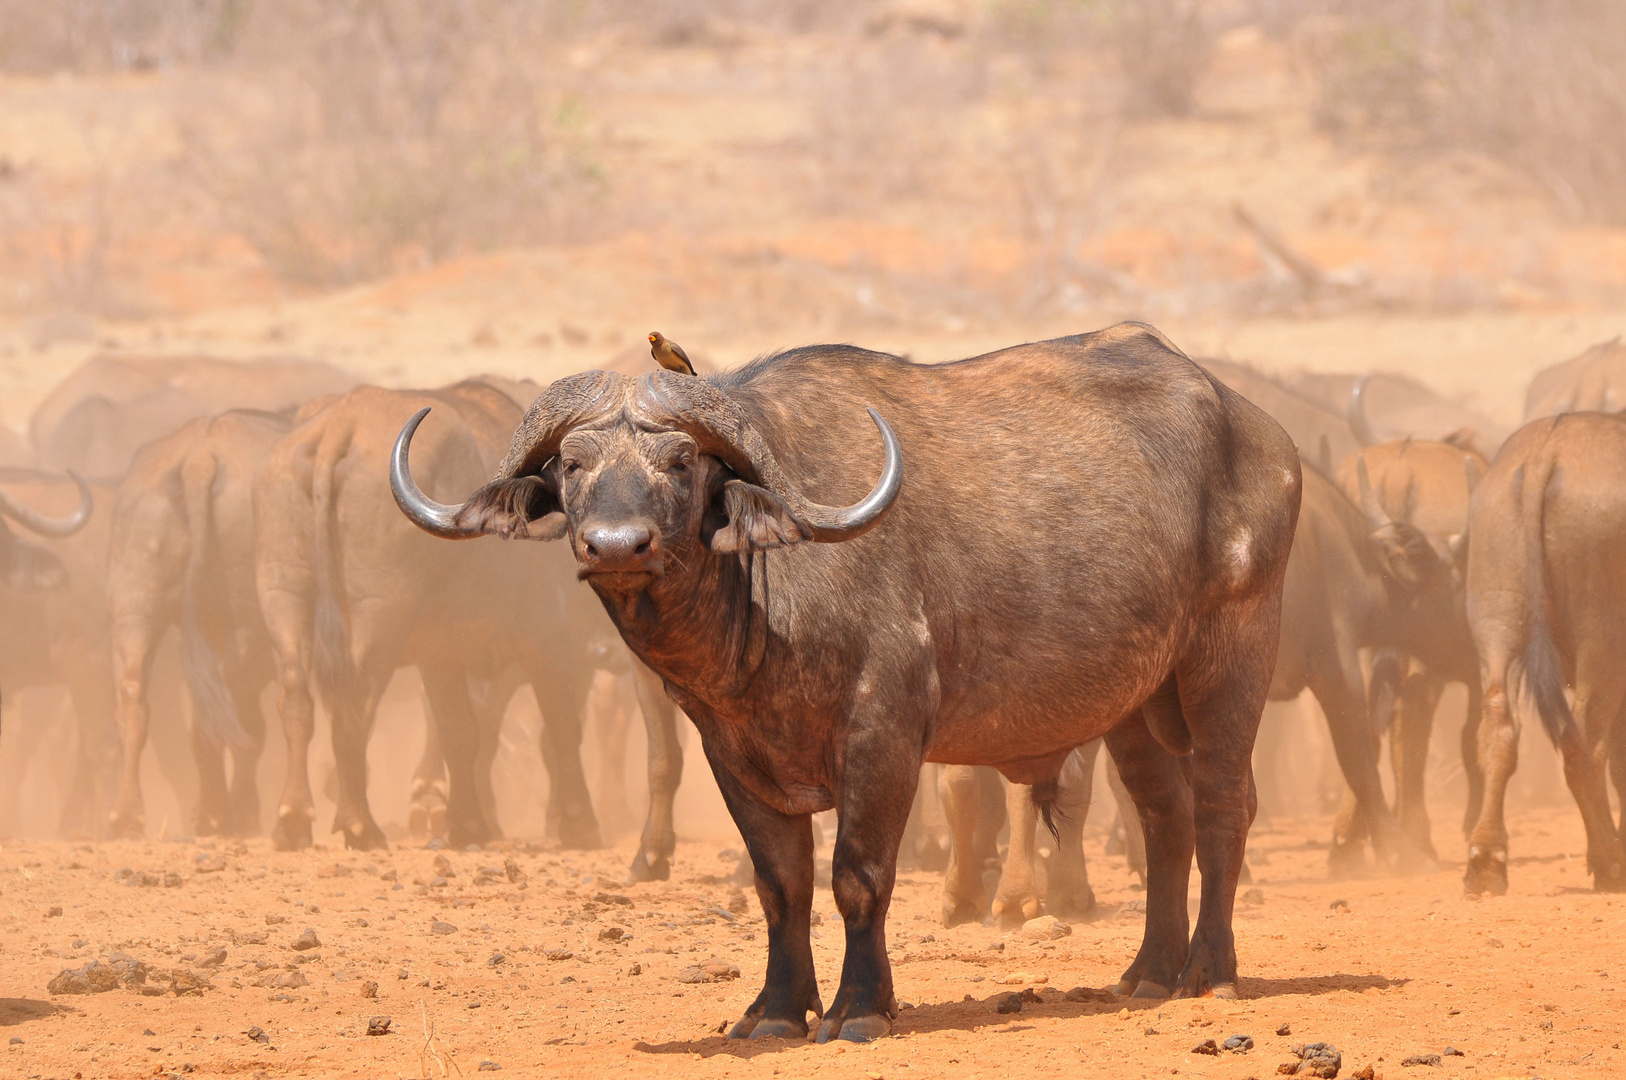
626, 852, 671, 884
816, 1012, 891, 1044
1049, 882, 1097, 920
1326, 840, 1368, 881
729, 1016, 808, 1040
1374, 829, 1440, 876
194, 810, 227, 838
340, 820, 389, 851
1591, 856, 1626, 893
553, 812, 603, 852
271, 814, 313, 851
990, 893, 1041, 929
941, 899, 984, 928
107, 811, 145, 840
1129, 980, 1171, 999
1463, 845, 1508, 896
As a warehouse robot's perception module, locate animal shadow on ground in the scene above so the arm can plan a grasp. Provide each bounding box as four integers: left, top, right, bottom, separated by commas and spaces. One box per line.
634, 977, 1405, 1057
0, 998, 64, 1026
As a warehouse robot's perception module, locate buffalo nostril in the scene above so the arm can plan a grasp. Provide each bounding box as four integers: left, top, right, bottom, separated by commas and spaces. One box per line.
634, 539, 651, 556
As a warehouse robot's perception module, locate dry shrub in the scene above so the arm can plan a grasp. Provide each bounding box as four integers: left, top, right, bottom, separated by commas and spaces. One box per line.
181, 0, 604, 286
1304, 0, 1626, 224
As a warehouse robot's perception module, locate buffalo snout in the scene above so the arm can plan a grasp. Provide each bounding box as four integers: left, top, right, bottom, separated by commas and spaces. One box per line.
580, 522, 661, 575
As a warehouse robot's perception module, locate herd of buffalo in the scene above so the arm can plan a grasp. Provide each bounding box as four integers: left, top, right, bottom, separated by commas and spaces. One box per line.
3, 324, 1625, 1042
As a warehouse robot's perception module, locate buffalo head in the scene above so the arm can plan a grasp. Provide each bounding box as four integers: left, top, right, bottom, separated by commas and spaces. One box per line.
390, 370, 901, 592
0, 471, 93, 589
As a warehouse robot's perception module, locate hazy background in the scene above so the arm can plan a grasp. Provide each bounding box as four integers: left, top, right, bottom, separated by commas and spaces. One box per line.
1, 0, 1618, 841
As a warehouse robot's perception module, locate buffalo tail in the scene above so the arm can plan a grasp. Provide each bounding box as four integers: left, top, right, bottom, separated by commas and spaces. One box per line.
179, 449, 254, 751
1520, 455, 1574, 747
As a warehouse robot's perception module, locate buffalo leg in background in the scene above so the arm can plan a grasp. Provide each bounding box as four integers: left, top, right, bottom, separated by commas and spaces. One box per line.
629, 660, 683, 882
990, 776, 1042, 927
1046, 739, 1102, 917
526, 654, 601, 850
109, 609, 163, 837
1105, 750, 1148, 886
59, 660, 118, 838
409, 704, 448, 840
1460, 681, 1485, 843
1391, 667, 1445, 861
936, 764, 986, 926
1107, 708, 1195, 997
420, 661, 497, 848
712, 741, 822, 1041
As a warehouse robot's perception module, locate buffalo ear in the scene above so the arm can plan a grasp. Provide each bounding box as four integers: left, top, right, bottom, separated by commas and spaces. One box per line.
3, 541, 68, 590
707, 480, 812, 553
1372, 520, 1442, 589
454, 474, 566, 541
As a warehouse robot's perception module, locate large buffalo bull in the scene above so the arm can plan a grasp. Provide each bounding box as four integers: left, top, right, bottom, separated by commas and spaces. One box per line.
106, 410, 292, 838
30, 354, 356, 482
1201, 358, 1360, 471
1523, 338, 1626, 420
1463, 411, 1626, 895
393, 324, 1302, 1040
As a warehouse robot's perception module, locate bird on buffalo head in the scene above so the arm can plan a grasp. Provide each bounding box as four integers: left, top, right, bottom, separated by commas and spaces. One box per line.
649, 331, 696, 376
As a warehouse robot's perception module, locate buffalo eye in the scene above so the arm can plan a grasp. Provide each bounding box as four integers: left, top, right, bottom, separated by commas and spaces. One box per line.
667, 456, 691, 476
562, 459, 582, 477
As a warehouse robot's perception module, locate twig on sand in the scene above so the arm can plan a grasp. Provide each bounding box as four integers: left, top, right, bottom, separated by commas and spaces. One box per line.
419, 998, 462, 1078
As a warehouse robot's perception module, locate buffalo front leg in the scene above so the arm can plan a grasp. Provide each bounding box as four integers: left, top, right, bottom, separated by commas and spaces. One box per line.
1105, 751, 1147, 886
1106, 709, 1194, 998
528, 658, 602, 850
936, 765, 987, 926
409, 706, 448, 840
1392, 669, 1443, 861
629, 661, 682, 882
109, 616, 160, 838
818, 724, 917, 1043
705, 744, 821, 1040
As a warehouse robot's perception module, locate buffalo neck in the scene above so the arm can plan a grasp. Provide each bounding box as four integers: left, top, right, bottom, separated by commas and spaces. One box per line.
589, 545, 768, 704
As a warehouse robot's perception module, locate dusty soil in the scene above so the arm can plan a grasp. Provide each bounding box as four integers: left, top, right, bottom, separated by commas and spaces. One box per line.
1, 803, 1618, 1080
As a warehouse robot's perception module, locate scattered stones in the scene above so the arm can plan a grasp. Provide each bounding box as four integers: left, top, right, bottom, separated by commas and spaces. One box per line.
167, 969, 208, 996
290, 928, 320, 951
599, 927, 626, 942
1351, 1067, 1375, 1080
1443, 1047, 1464, 1057
1277, 1024, 1292, 1036
47, 959, 149, 995
1401, 1052, 1441, 1067
245, 1026, 270, 1044
1193, 1039, 1220, 1055
1242, 888, 1266, 906
478, 1062, 502, 1071
264, 970, 308, 990
265, 914, 286, 925
1224, 1034, 1255, 1052
46, 906, 63, 918
543, 949, 573, 962
677, 957, 740, 984
361, 981, 379, 999
995, 972, 1047, 985
366, 1016, 391, 1036
1016, 915, 1072, 941
995, 993, 1023, 1014
198, 946, 228, 968
429, 921, 458, 936
433, 854, 457, 877
1019, 987, 1042, 1004
503, 857, 527, 886
195, 853, 228, 873
487, 953, 505, 967
628, 963, 642, 976
1281, 1042, 1342, 1077
1330, 899, 1350, 913
1065, 986, 1116, 1003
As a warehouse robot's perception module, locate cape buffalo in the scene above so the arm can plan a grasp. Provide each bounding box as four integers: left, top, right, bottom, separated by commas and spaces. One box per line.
106, 410, 292, 838
1200, 358, 1360, 471
1523, 337, 1626, 420
1332, 438, 1485, 861
1293, 371, 1507, 456
1463, 411, 1626, 895
393, 323, 1302, 1040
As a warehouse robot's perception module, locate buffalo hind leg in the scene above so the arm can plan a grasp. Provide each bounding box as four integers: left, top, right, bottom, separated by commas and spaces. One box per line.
528, 658, 602, 850
708, 743, 822, 1040
628, 662, 682, 882
936, 765, 986, 926
1392, 669, 1443, 862
990, 777, 1042, 927
1558, 662, 1626, 891
409, 711, 448, 840
109, 616, 161, 838
1106, 710, 1194, 998
1466, 672, 1519, 895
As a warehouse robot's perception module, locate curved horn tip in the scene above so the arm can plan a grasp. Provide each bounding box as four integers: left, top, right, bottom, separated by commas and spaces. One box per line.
1348, 373, 1378, 447
391, 407, 484, 540
0, 467, 94, 537
1355, 452, 1393, 528
806, 407, 904, 543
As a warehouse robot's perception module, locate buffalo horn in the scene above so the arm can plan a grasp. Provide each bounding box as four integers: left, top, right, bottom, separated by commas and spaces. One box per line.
0, 471, 92, 537
1464, 454, 1481, 494
1355, 453, 1392, 528
390, 408, 484, 540
1348, 374, 1378, 447
798, 408, 902, 542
